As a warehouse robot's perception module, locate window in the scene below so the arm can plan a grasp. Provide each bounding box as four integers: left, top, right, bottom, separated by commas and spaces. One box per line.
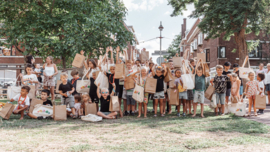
206, 49, 210, 62
198, 33, 203, 45
249, 43, 262, 58
218, 46, 226, 58
190, 42, 193, 53
204, 33, 209, 39
193, 39, 197, 50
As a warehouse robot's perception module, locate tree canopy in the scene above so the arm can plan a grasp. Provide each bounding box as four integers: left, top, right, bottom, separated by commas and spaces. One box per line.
165, 33, 181, 59
0, 0, 134, 68
168, 0, 270, 64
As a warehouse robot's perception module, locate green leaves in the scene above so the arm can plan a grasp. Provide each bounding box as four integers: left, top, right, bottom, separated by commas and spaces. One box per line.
166, 33, 182, 59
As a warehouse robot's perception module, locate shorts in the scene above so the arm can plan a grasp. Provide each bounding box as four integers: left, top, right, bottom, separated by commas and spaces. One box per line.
193, 90, 204, 104
37, 77, 42, 83
122, 89, 127, 100
126, 95, 136, 105
266, 84, 270, 91
61, 96, 75, 108
215, 92, 225, 105
179, 91, 187, 100
100, 111, 111, 115
239, 86, 243, 95
91, 97, 99, 103
153, 91, 165, 99
118, 85, 124, 98
187, 90, 194, 100
226, 88, 231, 97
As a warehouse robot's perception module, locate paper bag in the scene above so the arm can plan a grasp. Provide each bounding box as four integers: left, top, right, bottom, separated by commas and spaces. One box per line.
85, 103, 97, 115
144, 77, 157, 94
115, 64, 125, 79
29, 98, 43, 113
72, 53, 86, 68
203, 63, 210, 77
173, 57, 183, 68
28, 85, 36, 99
109, 96, 120, 111
164, 67, 173, 82
53, 105, 67, 121
124, 76, 135, 90
0, 103, 15, 120
169, 76, 177, 88
169, 89, 179, 105
141, 51, 149, 62
56, 80, 62, 94
205, 85, 215, 100
197, 53, 206, 63
255, 95, 266, 109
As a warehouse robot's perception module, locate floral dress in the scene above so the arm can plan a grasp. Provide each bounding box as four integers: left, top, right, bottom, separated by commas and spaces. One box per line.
246, 80, 258, 98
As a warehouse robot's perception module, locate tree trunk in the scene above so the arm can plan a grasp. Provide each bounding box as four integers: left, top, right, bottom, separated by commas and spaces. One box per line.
62, 55, 66, 70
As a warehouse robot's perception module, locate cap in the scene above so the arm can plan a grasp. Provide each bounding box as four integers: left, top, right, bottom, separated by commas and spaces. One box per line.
224, 62, 231, 66
233, 63, 239, 68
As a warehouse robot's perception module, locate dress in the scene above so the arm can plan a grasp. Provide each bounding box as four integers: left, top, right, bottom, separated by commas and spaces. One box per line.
246, 80, 258, 98
43, 65, 55, 87
231, 80, 240, 97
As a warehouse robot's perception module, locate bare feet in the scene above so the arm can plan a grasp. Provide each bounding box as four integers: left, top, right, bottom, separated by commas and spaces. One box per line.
189, 113, 192, 115
201, 115, 205, 118
255, 113, 258, 116
137, 115, 141, 118
144, 115, 147, 118
192, 114, 196, 117
168, 110, 172, 114
19, 117, 24, 120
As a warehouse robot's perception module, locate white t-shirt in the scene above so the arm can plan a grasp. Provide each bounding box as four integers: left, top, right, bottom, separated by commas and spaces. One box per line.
12, 94, 30, 106
88, 67, 100, 78
23, 74, 38, 85
258, 81, 264, 94
265, 70, 270, 85
34, 68, 41, 73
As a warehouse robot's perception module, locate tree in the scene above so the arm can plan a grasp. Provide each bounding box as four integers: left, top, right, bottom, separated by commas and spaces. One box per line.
168, 0, 270, 64
165, 33, 181, 59
0, 0, 134, 69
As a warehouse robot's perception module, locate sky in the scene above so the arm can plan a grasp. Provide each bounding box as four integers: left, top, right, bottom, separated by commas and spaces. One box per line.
123, 0, 196, 63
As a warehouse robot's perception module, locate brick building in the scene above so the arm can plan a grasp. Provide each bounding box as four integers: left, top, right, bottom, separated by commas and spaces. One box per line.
179, 18, 270, 71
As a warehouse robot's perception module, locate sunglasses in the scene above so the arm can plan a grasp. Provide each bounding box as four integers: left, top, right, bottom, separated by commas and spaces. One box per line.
102, 92, 108, 94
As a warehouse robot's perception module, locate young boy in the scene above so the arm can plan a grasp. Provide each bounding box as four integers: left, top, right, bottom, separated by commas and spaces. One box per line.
22, 63, 39, 86
96, 83, 118, 119
210, 65, 232, 116
34, 64, 42, 83
222, 62, 232, 103
10, 86, 31, 120
70, 69, 81, 96
58, 73, 76, 118
152, 64, 167, 117
28, 89, 53, 120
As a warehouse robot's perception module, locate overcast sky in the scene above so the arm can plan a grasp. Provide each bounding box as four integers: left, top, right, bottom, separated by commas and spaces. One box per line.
123, 0, 196, 63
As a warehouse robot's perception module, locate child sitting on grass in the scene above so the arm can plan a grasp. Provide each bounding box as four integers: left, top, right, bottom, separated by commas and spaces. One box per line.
97, 83, 118, 119
10, 86, 31, 120
58, 73, 76, 119
81, 93, 92, 116
74, 94, 82, 118
28, 89, 53, 120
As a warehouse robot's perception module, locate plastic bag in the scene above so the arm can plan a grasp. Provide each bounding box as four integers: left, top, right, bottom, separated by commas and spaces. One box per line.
94, 72, 109, 89
209, 94, 217, 109
81, 114, 102, 122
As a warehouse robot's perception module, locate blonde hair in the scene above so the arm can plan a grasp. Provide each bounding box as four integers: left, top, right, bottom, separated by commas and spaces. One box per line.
60, 73, 68, 78
216, 65, 223, 70
47, 56, 54, 64
248, 72, 255, 76
267, 63, 270, 67
101, 88, 109, 93
81, 93, 90, 99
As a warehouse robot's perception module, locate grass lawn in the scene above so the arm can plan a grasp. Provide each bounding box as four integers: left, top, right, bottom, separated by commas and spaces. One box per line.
1, 99, 270, 152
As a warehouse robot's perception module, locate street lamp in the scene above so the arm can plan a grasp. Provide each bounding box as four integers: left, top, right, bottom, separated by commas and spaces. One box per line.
158, 21, 164, 64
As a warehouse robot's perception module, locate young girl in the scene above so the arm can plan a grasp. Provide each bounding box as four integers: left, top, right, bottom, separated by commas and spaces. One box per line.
81, 93, 92, 115
257, 73, 265, 114
152, 64, 167, 117
174, 69, 187, 117
244, 72, 262, 116
230, 74, 241, 101
74, 95, 82, 118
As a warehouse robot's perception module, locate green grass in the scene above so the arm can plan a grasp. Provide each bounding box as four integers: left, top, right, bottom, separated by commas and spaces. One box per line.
1, 99, 270, 151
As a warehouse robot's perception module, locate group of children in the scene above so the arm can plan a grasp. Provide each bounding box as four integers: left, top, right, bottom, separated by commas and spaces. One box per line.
7, 48, 269, 120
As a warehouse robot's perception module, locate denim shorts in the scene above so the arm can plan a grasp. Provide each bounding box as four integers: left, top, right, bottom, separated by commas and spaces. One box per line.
126, 95, 136, 105
153, 91, 165, 99
226, 89, 231, 97
193, 90, 204, 104
239, 86, 243, 95
179, 91, 187, 100
215, 92, 225, 105
266, 84, 270, 91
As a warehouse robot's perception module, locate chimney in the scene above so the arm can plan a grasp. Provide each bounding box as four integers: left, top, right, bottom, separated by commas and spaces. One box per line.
181, 24, 184, 39
183, 18, 187, 37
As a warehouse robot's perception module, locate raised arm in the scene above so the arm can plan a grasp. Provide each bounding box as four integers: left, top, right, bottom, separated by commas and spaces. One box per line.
110, 46, 114, 64
110, 83, 116, 97
163, 65, 167, 76
189, 62, 195, 74
152, 64, 156, 76
97, 83, 101, 98
80, 50, 89, 69
116, 46, 120, 64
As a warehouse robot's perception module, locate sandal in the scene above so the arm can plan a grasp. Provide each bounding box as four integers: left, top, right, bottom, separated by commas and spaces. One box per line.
161, 114, 165, 117
154, 114, 157, 117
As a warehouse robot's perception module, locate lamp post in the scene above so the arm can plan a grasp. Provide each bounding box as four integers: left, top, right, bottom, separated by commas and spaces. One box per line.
158, 21, 164, 64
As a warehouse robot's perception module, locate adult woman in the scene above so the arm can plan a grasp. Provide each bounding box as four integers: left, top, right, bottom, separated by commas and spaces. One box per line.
43, 56, 58, 102
265, 64, 270, 105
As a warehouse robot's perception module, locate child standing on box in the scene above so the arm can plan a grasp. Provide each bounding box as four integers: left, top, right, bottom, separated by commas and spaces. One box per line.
152, 64, 167, 117
244, 72, 262, 116
210, 65, 232, 116
10, 86, 31, 120
58, 73, 76, 119
174, 69, 187, 117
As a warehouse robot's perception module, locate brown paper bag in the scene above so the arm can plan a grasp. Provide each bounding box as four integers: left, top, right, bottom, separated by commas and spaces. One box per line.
255, 95, 266, 109
72, 54, 86, 68
169, 76, 177, 88
144, 77, 157, 94
0, 103, 15, 120
109, 96, 120, 111
205, 85, 215, 100
115, 64, 124, 79
197, 53, 206, 63
53, 105, 67, 121
169, 89, 179, 106
173, 57, 183, 68
28, 85, 36, 99
141, 51, 149, 62
164, 67, 173, 82
124, 76, 135, 90
29, 98, 43, 113
56, 80, 62, 93
85, 103, 97, 115
203, 63, 210, 77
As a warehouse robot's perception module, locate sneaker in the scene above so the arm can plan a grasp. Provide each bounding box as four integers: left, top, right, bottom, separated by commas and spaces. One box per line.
177, 113, 180, 117
130, 112, 135, 116
46, 116, 53, 119
124, 111, 129, 116
221, 113, 225, 116
182, 113, 186, 117
37, 116, 43, 120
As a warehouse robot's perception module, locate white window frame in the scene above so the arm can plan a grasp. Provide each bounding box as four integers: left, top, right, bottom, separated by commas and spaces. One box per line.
194, 39, 197, 50
190, 42, 193, 53
198, 33, 203, 45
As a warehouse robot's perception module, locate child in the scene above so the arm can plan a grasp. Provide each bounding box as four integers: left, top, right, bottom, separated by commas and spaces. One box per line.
58, 73, 76, 119
10, 86, 31, 120
74, 94, 82, 118
97, 83, 117, 119
81, 93, 92, 115
186, 60, 196, 115
230, 74, 241, 102
257, 73, 265, 114
192, 66, 205, 118
244, 72, 262, 116
22, 63, 39, 86
28, 89, 53, 120
89, 71, 99, 112
222, 62, 232, 103
174, 69, 187, 117
34, 64, 42, 83
70, 69, 81, 96
210, 65, 232, 116
152, 64, 167, 117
